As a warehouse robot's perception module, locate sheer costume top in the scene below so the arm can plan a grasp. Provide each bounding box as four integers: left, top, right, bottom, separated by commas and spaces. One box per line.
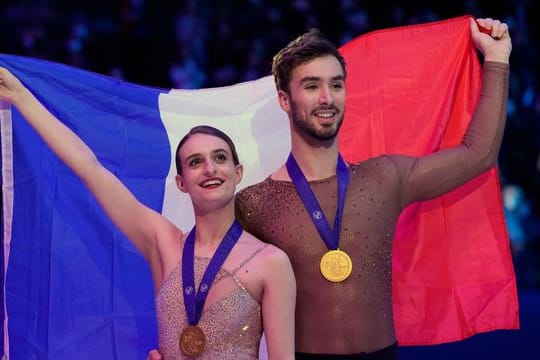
156, 246, 266, 359
235, 62, 509, 354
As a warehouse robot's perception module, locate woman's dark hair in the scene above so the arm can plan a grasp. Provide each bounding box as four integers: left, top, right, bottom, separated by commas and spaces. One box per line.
175, 125, 240, 175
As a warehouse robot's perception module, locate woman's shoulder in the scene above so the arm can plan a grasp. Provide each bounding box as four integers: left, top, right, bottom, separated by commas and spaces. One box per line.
153, 225, 184, 286
155, 223, 184, 255
239, 231, 291, 266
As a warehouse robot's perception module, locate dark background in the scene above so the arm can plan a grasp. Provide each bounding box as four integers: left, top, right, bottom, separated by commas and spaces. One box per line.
1, 0, 538, 358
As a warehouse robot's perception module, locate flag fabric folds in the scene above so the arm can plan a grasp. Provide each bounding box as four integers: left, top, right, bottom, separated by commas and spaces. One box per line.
339, 16, 519, 344
1, 15, 518, 359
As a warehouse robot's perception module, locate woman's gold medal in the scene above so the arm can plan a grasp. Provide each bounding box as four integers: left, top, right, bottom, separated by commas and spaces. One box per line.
179, 325, 206, 358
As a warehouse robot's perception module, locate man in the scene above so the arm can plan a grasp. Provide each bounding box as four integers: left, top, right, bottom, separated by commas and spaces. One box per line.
149, 17, 511, 360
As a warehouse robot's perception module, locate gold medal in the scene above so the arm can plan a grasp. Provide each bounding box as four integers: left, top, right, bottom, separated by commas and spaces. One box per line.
179, 325, 207, 358
320, 249, 352, 282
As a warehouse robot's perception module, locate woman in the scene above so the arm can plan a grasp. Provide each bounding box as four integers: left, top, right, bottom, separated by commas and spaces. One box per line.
0, 67, 296, 359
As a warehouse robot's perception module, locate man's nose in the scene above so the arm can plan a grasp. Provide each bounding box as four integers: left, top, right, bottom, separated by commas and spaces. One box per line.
319, 86, 333, 105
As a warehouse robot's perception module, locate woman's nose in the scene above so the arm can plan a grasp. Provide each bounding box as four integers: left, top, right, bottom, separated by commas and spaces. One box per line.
203, 159, 217, 175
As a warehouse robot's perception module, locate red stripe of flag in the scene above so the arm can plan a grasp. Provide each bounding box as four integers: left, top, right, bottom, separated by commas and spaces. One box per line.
339, 15, 519, 345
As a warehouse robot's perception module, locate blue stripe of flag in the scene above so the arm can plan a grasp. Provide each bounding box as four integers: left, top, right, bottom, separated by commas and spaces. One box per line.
1, 54, 169, 359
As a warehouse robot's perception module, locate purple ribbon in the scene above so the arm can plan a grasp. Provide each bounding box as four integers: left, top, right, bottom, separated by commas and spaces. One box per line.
182, 220, 243, 325
286, 153, 350, 250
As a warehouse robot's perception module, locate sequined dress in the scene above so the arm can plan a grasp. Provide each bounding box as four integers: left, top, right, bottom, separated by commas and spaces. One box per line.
235, 62, 509, 354
156, 246, 266, 359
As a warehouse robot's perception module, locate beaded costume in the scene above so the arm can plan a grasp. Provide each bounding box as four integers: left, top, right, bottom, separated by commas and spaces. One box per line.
235, 62, 509, 355
156, 246, 266, 359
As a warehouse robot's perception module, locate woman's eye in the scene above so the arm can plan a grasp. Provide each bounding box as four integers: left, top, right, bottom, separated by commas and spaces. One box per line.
188, 158, 202, 167
215, 153, 228, 162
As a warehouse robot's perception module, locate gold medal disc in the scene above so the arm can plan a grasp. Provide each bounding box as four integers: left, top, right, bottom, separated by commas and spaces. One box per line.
320, 249, 353, 282
180, 325, 207, 358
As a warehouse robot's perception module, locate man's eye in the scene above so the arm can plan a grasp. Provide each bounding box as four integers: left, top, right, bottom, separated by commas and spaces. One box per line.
332, 82, 344, 89
188, 158, 202, 166
305, 84, 318, 90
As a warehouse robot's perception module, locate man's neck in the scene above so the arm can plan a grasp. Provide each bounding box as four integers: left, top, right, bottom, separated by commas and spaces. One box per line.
273, 139, 340, 181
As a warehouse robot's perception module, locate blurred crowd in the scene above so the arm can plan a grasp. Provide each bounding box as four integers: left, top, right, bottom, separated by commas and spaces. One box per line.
1, 0, 539, 289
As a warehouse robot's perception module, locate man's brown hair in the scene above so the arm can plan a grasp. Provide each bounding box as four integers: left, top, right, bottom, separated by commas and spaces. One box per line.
272, 29, 347, 93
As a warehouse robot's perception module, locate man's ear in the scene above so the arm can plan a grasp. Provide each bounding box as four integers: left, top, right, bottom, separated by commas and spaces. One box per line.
278, 89, 290, 112
176, 174, 188, 193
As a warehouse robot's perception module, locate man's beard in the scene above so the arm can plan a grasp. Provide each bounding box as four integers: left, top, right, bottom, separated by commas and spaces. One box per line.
290, 100, 344, 141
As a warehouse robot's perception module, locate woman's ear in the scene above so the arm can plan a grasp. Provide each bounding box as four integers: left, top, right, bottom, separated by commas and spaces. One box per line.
176, 174, 188, 193
235, 164, 244, 185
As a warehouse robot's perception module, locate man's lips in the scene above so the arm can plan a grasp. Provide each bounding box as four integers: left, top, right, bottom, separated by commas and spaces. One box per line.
313, 106, 339, 119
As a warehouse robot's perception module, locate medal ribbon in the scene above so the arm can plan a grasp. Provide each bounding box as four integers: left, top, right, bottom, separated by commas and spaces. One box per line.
182, 220, 243, 326
286, 153, 349, 250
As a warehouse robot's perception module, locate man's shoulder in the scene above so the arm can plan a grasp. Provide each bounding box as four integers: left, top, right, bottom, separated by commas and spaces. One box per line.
237, 178, 267, 195
349, 154, 396, 171
236, 177, 272, 203
235, 178, 277, 229
236, 176, 291, 207
236, 176, 281, 196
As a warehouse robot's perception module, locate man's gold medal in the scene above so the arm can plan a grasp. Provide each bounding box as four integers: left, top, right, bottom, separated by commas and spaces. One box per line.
320, 249, 352, 282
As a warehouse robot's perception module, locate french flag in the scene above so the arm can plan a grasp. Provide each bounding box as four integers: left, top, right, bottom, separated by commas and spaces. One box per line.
1, 16, 518, 359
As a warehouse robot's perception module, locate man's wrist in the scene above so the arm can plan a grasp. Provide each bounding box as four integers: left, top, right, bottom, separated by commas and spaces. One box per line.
483, 53, 510, 64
